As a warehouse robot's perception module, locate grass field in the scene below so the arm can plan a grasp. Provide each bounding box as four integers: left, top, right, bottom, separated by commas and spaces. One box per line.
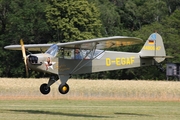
1, 78, 180, 100
0, 99, 180, 120
0, 78, 180, 120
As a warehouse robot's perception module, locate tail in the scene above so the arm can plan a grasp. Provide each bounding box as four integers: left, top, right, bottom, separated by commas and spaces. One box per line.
139, 33, 166, 63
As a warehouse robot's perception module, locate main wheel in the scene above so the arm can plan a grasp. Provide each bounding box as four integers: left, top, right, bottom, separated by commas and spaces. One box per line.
40, 83, 50, 95
58, 84, 69, 94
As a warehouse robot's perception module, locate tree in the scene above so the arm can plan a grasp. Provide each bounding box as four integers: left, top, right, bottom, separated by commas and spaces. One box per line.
161, 9, 180, 63
6, 0, 50, 44
164, 0, 180, 15
1, 0, 180, 80
46, 0, 102, 42
0, 0, 50, 77
95, 0, 122, 36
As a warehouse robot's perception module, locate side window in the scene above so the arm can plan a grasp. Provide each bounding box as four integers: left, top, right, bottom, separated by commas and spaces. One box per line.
81, 50, 91, 59
57, 48, 72, 59
93, 50, 104, 59
56, 48, 104, 59
71, 49, 104, 59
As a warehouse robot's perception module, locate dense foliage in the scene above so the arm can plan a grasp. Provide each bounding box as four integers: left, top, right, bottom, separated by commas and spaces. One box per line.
1, 0, 180, 80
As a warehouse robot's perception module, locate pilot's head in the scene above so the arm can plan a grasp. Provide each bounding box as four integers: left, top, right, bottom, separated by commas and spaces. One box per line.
75, 49, 80, 54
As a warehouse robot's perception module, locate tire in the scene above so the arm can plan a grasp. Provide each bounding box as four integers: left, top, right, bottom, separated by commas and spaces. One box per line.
58, 84, 69, 94
40, 83, 50, 95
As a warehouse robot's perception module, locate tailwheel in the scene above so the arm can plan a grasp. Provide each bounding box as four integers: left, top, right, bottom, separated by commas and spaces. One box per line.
58, 84, 69, 94
40, 83, 50, 95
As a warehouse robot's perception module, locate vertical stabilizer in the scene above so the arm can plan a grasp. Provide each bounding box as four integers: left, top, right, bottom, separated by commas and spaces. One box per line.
139, 33, 166, 63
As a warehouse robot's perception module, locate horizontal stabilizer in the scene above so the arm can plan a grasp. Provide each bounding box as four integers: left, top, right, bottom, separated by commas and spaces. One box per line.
141, 56, 173, 58
154, 56, 173, 58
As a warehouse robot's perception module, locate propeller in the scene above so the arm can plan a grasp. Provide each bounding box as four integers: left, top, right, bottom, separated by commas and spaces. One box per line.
20, 39, 29, 77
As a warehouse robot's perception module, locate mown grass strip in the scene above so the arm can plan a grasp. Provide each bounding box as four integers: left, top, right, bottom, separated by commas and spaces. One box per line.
0, 99, 180, 120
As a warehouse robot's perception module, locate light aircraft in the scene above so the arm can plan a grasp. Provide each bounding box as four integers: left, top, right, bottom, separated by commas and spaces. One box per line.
4, 32, 167, 95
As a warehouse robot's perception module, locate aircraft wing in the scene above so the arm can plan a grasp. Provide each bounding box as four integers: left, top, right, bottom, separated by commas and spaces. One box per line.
56, 36, 143, 49
4, 36, 142, 51
4, 44, 53, 51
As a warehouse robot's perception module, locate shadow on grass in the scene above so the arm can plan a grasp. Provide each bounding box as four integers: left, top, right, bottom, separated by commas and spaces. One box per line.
114, 112, 153, 117
8, 109, 110, 118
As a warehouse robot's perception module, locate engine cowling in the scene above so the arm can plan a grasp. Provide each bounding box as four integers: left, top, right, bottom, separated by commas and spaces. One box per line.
28, 55, 38, 64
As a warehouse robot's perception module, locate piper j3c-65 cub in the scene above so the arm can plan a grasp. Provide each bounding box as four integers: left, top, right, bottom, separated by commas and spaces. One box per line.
4, 32, 168, 95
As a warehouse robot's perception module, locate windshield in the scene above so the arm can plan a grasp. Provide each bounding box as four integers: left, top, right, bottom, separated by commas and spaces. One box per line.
45, 44, 58, 57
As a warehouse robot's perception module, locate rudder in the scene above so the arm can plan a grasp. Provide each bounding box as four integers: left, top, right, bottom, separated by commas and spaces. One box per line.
139, 33, 166, 63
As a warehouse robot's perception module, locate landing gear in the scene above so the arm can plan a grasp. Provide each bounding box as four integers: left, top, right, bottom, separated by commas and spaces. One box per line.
40, 83, 50, 95
58, 84, 69, 94
39, 75, 58, 95
39, 74, 70, 95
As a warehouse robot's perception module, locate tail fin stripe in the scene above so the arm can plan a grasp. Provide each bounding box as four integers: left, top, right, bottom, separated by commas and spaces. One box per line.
150, 33, 156, 40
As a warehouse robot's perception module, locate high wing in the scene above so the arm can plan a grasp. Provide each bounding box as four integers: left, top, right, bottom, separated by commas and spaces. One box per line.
4, 36, 142, 51
56, 36, 143, 49
4, 44, 53, 51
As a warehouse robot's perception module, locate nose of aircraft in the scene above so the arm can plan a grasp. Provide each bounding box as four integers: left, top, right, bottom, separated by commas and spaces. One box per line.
26, 53, 57, 74
27, 54, 43, 65
26, 54, 45, 73
28, 55, 39, 64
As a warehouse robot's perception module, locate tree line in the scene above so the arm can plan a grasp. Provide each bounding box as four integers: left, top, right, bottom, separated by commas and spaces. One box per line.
0, 0, 180, 80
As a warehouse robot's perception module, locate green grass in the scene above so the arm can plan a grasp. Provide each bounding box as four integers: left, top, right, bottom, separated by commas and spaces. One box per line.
0, 99, 180, 120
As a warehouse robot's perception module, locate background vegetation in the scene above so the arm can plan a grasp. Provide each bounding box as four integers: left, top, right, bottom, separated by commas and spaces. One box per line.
0, 0, 180, 79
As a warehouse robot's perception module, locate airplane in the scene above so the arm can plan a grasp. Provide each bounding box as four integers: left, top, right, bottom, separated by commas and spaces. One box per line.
4, 32, 168, 95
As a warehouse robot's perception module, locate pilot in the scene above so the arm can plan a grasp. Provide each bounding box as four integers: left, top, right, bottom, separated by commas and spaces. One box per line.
74, 48, 82, 59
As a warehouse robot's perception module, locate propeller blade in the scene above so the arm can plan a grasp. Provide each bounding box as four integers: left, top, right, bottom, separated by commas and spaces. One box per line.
20, 39, 29, 77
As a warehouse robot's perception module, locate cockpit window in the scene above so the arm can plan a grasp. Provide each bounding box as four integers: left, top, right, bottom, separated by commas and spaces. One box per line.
93, 49, 104, 59
71, 49, 104, 59
45, 44, 58, 57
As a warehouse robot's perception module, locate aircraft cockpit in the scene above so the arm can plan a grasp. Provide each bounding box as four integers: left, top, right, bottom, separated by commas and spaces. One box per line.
45, 44, 58, 57
57, 48, 104, 60
74, 49, 104, 59
45, 44, 105, 59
